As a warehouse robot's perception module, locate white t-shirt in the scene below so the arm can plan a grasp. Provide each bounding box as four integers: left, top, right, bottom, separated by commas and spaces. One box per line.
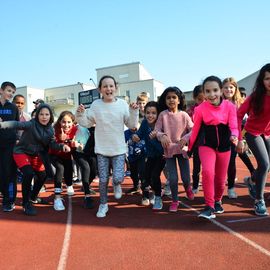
76, 98, 138, 157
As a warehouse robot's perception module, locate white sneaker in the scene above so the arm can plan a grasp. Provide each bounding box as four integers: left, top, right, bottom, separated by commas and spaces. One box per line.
54, 198, 65, 211
67, 185, 74, 196
141, 197, 150, 206
113, 184, 122, 199
228, 187, 238, 199
192, 187, 199, 194
96, 203, 109, 218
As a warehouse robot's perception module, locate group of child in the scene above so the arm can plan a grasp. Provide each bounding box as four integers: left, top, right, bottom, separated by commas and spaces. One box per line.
0, 63, 269, 219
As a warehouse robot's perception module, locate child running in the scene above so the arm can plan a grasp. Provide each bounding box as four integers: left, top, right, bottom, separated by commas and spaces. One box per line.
133, 101, 165, 210
237, 63, 270, 216
0, 104, 71, 215
50, 110, 95, 211
155, 86, 194, 213
188, 76, 238, 219
76, 75, 139, 218
222, 77, 255, 199
187, 85, 204, 194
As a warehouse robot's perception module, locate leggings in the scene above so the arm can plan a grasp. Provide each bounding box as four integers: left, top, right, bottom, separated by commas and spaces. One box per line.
192, 147, 201, 190
73, 152, 97, 195
245, 133, 270, 200
97, 154, 125, 204
166, 154, 191, 202
142, 156, 165, 198
20, 165, 46, 205
50, 155, 73, 194
199, 146, 231, 208
227, 144, 238, 189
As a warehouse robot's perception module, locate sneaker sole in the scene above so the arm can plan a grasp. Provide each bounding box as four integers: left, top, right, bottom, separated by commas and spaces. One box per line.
198, 213, 216, 219
214, 210, 224, 214
254, 210, 269, 216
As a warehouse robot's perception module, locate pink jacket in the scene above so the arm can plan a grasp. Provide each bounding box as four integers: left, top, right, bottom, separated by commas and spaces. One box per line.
189, 100, 239, 152
237, 95, 270, 140
155, 110, 193, 158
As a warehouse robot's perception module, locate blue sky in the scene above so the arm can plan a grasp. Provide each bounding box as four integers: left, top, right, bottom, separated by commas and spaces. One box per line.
1, 0, 269, 92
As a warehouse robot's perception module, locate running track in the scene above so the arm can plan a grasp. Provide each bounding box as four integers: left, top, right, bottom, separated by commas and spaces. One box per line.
0, 156, 269, 270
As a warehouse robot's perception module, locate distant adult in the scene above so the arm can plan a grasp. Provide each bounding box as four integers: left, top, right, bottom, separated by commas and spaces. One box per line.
33, 98, 45, 109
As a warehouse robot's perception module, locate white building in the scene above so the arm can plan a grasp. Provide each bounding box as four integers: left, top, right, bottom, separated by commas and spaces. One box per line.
96, 62, 164, 102
238, 70, 259, 96
16, 83, 95, 116
15, 62, 164, 116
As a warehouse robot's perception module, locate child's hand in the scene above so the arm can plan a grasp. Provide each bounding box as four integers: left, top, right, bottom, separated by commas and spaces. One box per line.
177, 138, 187, 149
70, 139, 79, 148
230, 135, 238, 146
160, 134, 171, 148
132, 134, 140, 142
129, 102, 139, 110
59, 128, 68, 141
149, 130, 157, 139
76, 104, 85, 113
63, 145, 71, 153
236, 140, 248, 153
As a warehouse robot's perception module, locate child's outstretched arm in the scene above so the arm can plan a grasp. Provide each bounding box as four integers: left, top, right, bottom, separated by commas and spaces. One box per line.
125, 102, 139, 129
75, 104, 95, 128
0, 119, 31, 130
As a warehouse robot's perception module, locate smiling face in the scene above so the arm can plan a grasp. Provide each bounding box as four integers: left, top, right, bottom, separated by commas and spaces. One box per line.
165, 91, 180, 112
145, 106, 158, 125
38, 108, 51, 126
204, 81, 222, 106
60, 115, 73, 132
99, 77, 117, 102
0, 85, 16, 101
263, 71, 270, 95
222, 82, 236, 101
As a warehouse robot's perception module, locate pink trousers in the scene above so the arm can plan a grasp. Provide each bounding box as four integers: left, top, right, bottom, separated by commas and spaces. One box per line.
199, 146, 231, 208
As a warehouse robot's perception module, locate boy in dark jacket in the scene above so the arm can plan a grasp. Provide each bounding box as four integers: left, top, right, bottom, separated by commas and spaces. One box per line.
0, 82, 19, 212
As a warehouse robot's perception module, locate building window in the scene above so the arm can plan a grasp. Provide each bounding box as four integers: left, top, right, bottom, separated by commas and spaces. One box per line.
119, 73, 129, 79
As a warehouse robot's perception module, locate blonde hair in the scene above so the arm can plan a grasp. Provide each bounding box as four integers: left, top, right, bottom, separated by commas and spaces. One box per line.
222, 77, 244, 108
136, 93, 149, 102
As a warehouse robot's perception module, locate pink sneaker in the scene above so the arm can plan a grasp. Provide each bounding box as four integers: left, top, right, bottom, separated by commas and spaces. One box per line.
186, 186, 194, 200
169, 201, 179, 212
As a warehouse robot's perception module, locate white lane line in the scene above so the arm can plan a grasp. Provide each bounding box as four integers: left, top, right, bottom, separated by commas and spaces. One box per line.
57, 197, 72, 270
179, 201, 270, 257
226, 216, 270, 223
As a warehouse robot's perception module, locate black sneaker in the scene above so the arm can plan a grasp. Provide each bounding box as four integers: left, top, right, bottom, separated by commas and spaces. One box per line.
84, 197, 94, 209
214, 201, 224, 214
125, 187, 140, 195
198, 206, 216, 220
3, 202, 15, 212
30, 197, 49, 205
23, 202, 37, 216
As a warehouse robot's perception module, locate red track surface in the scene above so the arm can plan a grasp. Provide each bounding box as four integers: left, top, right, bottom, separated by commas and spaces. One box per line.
0, 157, 270, 270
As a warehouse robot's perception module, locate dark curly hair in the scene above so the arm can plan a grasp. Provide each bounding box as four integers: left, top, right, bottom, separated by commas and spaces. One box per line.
158, 86, 186, 112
